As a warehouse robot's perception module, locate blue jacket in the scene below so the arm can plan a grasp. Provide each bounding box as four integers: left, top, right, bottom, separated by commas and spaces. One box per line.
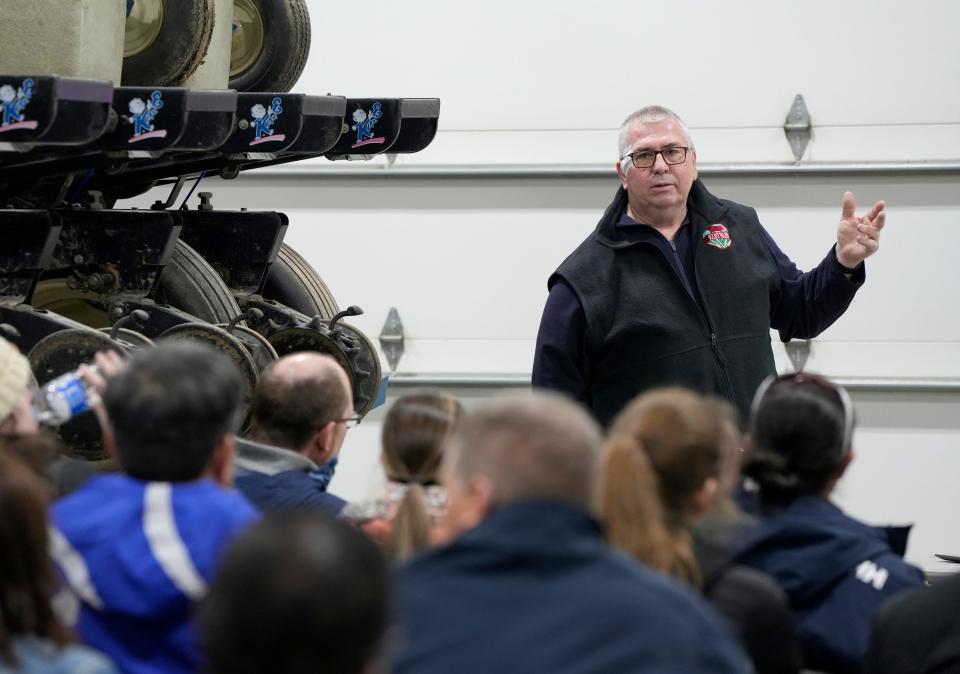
393, 500, 751, 674
233, 438, 346, 515
50, 475, 259, 674
732, 496, 924, 674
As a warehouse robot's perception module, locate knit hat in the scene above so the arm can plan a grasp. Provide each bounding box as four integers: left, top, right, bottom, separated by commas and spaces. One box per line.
0, 337, 31, 421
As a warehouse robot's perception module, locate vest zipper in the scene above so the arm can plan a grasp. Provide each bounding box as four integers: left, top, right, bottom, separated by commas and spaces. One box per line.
653, 237, 736, 404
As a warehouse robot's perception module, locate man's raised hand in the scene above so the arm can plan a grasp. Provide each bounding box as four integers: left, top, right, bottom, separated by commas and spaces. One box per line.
836, 191, 885, 269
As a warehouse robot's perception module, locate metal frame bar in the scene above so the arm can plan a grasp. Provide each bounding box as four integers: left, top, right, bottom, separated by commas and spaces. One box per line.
387, 373, 960, 393
262, 160, 960, 179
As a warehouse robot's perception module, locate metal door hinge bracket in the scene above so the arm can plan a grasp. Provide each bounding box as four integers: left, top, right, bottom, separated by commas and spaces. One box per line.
783, 94, 812, 161
379, 307, 405, 372
784, 339, 811, 372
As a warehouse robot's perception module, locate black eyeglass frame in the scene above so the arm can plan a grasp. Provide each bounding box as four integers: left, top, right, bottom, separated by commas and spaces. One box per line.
335, 414, 362, 429
621, 146, 689, 169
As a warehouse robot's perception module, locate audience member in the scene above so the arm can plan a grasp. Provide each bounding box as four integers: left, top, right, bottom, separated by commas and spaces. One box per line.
343, 390, 462, 560
733, 373, 923, 674
234, 352, 355, 514
393, 392, 751, 674
50, 341, 259, 674
864, 574, 960, 674
0, 449, 118, 674
201, 512, 390, 674
602, 388, 801, 674
0, 337, 95, 497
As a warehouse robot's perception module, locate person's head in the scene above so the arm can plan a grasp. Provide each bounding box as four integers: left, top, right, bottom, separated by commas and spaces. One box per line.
442, 392, 603, 538
602, 388, 726, 586
249, 353, 354, 466
0, 337, 37, 437
615, 105, 698, 219
103, 341, 243, 483
201, 512, 390, 674
743, 373, 855, 507
0, 449, 70, 664
380, 390, 462, 560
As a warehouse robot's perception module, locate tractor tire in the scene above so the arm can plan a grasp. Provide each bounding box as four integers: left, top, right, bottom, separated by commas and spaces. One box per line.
155, 240, 241, 323
123, 0, 216, 86
262, 243, 339, 320
229, 0, 311, 92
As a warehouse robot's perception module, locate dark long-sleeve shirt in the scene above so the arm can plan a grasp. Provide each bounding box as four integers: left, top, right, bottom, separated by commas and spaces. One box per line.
533, 213, 865, 407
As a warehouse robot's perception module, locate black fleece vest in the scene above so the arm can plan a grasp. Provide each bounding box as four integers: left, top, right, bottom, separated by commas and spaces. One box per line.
552, 180, 778, 426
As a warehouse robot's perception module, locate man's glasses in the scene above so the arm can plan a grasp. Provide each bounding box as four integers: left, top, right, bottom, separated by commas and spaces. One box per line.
622, 146, 689, 169
335, 414, 362, 429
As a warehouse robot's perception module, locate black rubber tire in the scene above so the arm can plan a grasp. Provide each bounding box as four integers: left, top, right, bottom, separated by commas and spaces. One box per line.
262, 244, 339, 320
229, 0, 311, 92
122, 0, 216, 86
155, 240, 241, 323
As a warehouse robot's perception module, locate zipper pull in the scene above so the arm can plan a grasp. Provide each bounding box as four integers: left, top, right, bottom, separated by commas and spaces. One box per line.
710, 333, 728, 364
669, 239, 678, 252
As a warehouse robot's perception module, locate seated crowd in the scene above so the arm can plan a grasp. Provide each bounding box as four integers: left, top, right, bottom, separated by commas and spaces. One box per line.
0, 334, 949, 673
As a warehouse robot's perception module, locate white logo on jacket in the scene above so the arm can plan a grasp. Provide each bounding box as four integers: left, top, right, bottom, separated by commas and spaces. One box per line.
855, 560, 889, 590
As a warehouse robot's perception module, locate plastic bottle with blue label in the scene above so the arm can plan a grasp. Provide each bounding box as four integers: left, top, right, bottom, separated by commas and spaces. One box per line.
35, 365, 100, 426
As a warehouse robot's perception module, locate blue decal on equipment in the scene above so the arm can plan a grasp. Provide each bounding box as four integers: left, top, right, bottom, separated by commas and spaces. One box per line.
0, 78, 37, 133
249, 97, 285, 145
128, 90, 167, 142
351, 102, 384, 148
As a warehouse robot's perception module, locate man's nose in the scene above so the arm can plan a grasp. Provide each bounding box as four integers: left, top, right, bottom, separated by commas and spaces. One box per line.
651, 152, 670, 172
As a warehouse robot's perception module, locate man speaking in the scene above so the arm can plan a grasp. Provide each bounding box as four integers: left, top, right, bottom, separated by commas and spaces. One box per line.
532, 105, 885, 425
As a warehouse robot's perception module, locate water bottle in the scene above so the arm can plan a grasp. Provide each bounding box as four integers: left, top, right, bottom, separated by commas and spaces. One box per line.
34, 365, 100, 426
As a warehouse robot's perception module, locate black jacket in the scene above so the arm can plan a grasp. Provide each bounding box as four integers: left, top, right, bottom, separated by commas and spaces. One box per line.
865, 574, 960, 674
538, 180, 863, 425
393, 500, 751, 674
694, 512, 803, 674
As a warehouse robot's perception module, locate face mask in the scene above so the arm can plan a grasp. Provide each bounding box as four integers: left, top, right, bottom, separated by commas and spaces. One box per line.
307, 456, 339, 491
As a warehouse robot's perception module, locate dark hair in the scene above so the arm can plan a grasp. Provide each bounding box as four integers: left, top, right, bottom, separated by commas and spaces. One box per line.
103, 341, 244, 481
0, 449, 71, 665
603, 388, 723, 587
381, 390, 462, 561
743, 374, 853, 506
200, 512, 390, 674
249, 364, 350, 450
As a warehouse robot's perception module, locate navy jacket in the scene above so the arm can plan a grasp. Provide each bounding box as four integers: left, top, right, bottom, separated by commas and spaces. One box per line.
533, 182, 864, 423
732, 496, 924, 674
233, 438, 346, 515
393, 500, 751, 674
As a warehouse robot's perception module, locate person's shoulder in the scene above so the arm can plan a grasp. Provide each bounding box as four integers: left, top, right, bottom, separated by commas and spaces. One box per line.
51, 474, 138, 523
174, 479, 261, 524
11, 637, 120, 674
52, 643, 121, 674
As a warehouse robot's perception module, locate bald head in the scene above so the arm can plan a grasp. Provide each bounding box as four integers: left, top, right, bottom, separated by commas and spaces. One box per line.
446, 393, 603, 511
249, 353, 353, 452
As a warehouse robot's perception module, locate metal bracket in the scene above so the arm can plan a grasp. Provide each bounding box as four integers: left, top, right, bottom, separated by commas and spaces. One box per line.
783, 94, 812, 161
784, 340, 811, 372
379, 307, 405, 373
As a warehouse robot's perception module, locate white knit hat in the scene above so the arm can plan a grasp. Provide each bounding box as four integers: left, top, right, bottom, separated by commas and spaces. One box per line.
0, 337, 30, 421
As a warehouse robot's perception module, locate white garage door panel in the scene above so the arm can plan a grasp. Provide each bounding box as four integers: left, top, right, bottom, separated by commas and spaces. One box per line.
303, 0, 960, 147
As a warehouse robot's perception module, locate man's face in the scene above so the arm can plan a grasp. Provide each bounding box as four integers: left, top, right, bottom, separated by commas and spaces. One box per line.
617, 119, 698, 212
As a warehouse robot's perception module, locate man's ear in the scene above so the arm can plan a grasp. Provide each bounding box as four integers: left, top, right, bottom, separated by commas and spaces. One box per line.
308, 421, 337, 465
467, 474, 496, 520
208, 433, 235, 487
616, 159, 628, 188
